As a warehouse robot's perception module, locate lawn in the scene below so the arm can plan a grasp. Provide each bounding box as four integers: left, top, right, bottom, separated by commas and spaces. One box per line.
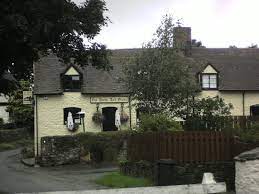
95, 172, 153, 188
0, 138, 33, 152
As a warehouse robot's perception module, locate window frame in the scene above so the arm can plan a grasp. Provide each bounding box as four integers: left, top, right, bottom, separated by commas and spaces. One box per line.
63, 107, 82, 125
62, 74, 81, 92
201, 73, 218, 90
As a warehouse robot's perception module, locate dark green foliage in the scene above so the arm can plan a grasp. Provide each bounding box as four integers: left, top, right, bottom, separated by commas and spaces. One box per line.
0, 118, 3, 127
95, 171, 153, 188
0, 0, 110, 94
138, 114, 183, 132
125, 14, 200, 116
231, 126, 259, 143
185, 96, 233, 131
6, 80, 33, 131
120, 160, 155, 180
77, 130, 136, 163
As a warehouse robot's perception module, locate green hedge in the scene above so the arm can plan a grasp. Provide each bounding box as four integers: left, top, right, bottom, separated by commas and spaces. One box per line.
77, 130, 137, 163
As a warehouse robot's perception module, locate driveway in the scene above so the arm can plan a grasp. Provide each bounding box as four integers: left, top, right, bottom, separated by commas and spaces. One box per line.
0, 149, 117, 193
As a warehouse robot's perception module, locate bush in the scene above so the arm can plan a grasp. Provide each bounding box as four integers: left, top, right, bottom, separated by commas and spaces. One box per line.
138, 114, 183, 132
0, 118, 3, 127
185, 96, 233, 131
251, 122, 259, 130
232, 128, 259, 143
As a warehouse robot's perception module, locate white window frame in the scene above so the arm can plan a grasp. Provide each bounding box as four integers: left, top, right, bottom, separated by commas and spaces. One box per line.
201, 74, 218, 89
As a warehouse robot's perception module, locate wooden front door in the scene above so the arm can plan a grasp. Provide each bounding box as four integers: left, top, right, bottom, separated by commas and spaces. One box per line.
102, 107, 118, 131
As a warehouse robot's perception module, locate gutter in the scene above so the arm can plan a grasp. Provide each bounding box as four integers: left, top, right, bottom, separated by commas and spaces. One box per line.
35, 95, 39, 160
129, 95, 132, 130
242, 91, 245, 116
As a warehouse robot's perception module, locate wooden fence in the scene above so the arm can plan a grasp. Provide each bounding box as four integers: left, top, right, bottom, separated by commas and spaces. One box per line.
127, 131, 259, 163
181, 116, 259, 130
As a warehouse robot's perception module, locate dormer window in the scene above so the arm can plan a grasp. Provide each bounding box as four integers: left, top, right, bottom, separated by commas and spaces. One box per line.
200, 64, 218, 90
62, 66, 81, 92
63, 75, 81, 91
202, 74, 217, 89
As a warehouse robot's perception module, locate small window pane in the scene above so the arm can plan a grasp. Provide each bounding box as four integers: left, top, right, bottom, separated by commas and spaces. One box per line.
202, 75, 209, 83
72, 76, 80, 81
202, 83, 210, 88
210, 78, 217, 84
210, 75, 217, 79
210, 83, 217, 88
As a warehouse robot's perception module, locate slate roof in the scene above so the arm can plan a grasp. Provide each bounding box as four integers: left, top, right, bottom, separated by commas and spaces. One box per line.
34, 48, 259, 95
191, 48, 259, 91
34, 51, 133, 94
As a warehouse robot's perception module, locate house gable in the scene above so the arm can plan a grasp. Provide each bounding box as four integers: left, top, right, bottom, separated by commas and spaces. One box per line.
202, 64, 218, 74
64, 66, 80, 76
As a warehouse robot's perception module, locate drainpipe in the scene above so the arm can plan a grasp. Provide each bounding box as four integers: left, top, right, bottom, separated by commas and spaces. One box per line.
129, 95, 132, 130
35, 95, 39, 160
242, 91, 245, 116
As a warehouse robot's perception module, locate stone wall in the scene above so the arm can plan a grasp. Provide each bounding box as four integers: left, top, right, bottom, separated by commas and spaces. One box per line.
120, 161, 235, 191
39, 135, 80, 166
0, 128, 28, 142
235, 147, 259, 194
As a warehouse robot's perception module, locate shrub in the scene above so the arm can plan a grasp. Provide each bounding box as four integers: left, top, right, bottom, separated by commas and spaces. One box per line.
138, 114, 183, 132
185, 96, 233, 131
92, 112, 103, 123
250, 122, 259, 130
0, 118, 3, 127
232, 128, 259, 143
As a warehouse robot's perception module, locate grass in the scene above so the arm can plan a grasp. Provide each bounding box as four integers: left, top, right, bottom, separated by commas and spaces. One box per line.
0, 143, 16, 152
95, 172, 153, 188
0, 138, 33, 152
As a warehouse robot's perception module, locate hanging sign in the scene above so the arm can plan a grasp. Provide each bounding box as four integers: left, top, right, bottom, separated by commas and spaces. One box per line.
23, 91, 33, 105
90, 97, 128, 103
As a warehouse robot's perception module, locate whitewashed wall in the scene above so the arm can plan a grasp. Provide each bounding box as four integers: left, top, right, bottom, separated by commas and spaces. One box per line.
235, 148, 259, 194
0, 94, 9, 123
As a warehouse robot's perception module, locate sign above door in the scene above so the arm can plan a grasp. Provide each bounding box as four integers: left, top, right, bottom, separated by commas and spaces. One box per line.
90, 97, 128, 103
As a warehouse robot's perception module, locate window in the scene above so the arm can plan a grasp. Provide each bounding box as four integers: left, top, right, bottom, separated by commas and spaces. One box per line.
201, 74, 217, 89
64, 107, 81, 125
63, 75, 81, 91
250, 105, 259, 116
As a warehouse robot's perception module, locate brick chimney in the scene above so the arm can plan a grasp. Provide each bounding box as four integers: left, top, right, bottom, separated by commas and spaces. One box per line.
173, 27, 192, 56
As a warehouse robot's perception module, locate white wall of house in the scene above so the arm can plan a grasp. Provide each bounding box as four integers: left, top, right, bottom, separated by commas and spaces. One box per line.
0, 94, 9, 123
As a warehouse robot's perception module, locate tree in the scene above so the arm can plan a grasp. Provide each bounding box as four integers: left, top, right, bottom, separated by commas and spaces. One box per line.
6, 80, 34, 131
191, 39, 204, 47
125, 14, 201, 117
248, 43, 258, 48
0, 0, 110, 94
185, 96, 233, 131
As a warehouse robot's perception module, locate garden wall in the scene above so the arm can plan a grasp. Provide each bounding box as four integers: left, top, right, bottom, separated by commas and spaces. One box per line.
120, 161, 235, 191
0, 128, 29, 142
40, 135, 80, 166
39, 131, 134, 166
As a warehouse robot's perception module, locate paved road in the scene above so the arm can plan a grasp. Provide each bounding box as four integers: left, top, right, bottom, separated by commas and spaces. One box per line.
0, 149, 116, 193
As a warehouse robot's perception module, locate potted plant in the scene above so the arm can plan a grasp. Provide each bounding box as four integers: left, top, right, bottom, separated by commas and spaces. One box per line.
120, 112, 129, 123
92, 111, 103, 123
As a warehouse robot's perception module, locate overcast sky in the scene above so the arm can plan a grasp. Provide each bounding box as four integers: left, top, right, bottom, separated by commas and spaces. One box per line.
74, 0, 259, 49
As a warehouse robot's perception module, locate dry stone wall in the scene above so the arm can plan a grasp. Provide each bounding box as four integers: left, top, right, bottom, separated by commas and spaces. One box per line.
39, 135, 80, 166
